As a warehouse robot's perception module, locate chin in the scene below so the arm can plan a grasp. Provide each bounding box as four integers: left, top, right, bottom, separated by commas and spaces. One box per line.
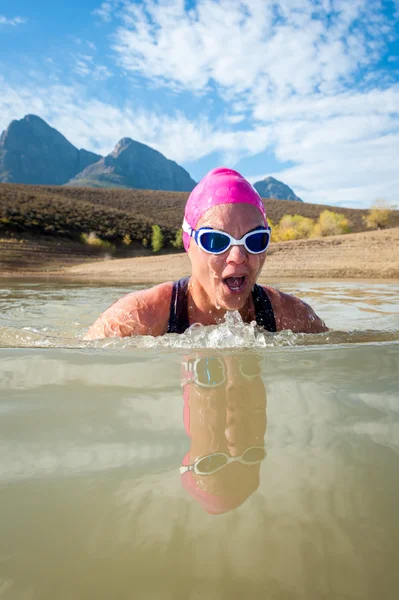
218, 291, 249, 312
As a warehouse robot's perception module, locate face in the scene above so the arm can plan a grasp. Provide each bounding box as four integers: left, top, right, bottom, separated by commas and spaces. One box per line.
187, 203, 267, 312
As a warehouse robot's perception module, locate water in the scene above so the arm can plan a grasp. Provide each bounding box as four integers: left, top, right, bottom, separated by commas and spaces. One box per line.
0, 280, 398, 599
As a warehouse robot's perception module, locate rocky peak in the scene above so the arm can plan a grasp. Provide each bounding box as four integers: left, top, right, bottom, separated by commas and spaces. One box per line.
253, 176, 303, 202
0, 114, 102, 185
69, 138, 196, 191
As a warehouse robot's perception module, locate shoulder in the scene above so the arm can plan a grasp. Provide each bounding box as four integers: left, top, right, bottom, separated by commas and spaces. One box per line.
262, 285, 328, 333
84, 281, 174, 339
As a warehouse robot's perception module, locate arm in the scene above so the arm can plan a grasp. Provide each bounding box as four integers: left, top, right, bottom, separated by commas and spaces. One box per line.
264, 286, 328, 333
84, 282, 173, 339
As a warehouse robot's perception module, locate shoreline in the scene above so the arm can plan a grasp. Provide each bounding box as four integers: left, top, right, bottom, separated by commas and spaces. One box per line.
1, 227, 398, 283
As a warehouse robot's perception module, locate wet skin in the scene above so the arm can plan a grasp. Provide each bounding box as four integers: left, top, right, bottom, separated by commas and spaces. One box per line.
85, 204, 328, 339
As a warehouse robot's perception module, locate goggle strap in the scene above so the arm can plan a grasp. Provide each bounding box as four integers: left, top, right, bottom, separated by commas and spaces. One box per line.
182, 218, 194, 238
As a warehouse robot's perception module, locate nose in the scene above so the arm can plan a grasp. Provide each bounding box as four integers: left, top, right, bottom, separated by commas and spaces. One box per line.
226, 243, 247, 264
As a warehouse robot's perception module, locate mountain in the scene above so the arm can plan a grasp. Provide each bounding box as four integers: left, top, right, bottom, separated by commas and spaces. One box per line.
67, 137, 196, 192
253, 176, 303, 202
0, 115, 101, 185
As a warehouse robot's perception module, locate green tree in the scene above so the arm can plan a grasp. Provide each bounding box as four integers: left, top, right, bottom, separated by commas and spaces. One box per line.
363, 198, 397, 230
151, 224, 164, 253
171, 228, 183, 249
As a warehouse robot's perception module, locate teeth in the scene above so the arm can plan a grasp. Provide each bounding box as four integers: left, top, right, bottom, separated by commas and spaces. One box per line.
225, 276, 245, 290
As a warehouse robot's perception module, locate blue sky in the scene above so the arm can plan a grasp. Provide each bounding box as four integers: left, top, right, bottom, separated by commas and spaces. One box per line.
1, 0, 398, 207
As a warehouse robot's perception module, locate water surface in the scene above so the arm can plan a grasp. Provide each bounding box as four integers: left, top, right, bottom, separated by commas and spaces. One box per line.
0, 280, 398, 599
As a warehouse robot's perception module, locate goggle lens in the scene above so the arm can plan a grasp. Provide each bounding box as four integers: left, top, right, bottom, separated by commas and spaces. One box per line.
246, 231, 269, 253
242, 447, 267, 463
199, 231, 230, 253
197, 453, 228, 474
195, 358, 225, 387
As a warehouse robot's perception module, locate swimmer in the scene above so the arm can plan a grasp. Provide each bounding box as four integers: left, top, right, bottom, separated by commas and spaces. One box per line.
85, 167, 327, 339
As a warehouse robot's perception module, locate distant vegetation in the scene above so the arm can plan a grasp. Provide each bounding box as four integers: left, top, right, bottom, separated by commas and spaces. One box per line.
80, 232, 115, 250
1, 184, 398, 255
0, 184, 175, 250
151, 225, 164, 253
363, 199, 397, 230
270, 210, 351, 242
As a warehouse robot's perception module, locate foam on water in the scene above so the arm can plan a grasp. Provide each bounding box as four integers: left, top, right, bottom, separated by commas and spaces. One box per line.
1, 310, 398, 350
0, 280, 398, 349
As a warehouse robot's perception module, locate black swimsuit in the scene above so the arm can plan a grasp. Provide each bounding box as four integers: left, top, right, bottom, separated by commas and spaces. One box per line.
167, 277, 276, 334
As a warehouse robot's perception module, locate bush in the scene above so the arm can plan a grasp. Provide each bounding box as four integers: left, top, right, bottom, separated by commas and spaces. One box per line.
363, 198, 397, 230
315, 210, 350, 236
268, 218, 280, 243
274, 214, 315, 241
80, 232, 115, 250
171, 228, 183, 249
151, 225, 164, 253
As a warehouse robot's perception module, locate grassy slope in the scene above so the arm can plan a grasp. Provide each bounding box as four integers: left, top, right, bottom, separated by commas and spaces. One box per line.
1, 182, 398, 244
40, 184, 399, 233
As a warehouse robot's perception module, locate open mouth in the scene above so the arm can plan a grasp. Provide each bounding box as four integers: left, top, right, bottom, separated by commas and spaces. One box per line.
223, 276, 247, 293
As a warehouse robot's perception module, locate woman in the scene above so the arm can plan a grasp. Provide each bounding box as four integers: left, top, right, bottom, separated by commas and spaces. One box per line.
85, 167, 327, 339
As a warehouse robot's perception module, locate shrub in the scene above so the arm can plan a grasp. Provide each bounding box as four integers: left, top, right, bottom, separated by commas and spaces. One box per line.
151, 225, 164, 253
278, 214, 315, 240
80, 232, 115, 250
316, 210, 350, 236
122, 234, 132, 246
363, 198, 397, 230
171, 228, 183, 249
268, 219, 280, 243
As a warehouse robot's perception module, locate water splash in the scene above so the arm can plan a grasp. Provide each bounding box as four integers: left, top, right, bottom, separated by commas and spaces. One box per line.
1, 310, 398, 350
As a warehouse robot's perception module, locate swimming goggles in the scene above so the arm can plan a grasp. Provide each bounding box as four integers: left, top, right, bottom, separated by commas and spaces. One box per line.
180, 446, 266, 475
182, 218, 271, 255
183, 356, 262, 388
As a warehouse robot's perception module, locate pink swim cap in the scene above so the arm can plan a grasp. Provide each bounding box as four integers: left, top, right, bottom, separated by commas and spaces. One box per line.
183, 167, 267, 251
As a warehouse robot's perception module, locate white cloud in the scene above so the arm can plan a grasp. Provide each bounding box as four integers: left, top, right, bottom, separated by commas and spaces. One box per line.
92, 1, 117, 23
111, 0, 391, 102
0, 15, 26, 26
73, 54, 112, 80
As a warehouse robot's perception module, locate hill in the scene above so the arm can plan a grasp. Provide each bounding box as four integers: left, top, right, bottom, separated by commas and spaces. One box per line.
67, 137, 196, 192
253, 176, 303, 202
0, 115, 196, 192
0, 115, 101, 185
1, 183, 398, 251
1, 183, 398, 278
22, 183, 397, 233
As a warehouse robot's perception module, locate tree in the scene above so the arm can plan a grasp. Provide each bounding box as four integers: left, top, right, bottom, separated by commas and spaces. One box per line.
315, 210, 350, 236
171, 228, 183, 249
363, 198, 397, 230
151, 224, 164, 253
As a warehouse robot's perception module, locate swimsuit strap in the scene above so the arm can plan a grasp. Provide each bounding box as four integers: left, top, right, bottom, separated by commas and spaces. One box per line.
167, 278, 276, 333
167, 277, 190, 333
252, 284, 277, 332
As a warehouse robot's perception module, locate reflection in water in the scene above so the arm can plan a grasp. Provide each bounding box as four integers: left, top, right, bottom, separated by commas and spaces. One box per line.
1, 342, 399, 599
180, 354, 267, 514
